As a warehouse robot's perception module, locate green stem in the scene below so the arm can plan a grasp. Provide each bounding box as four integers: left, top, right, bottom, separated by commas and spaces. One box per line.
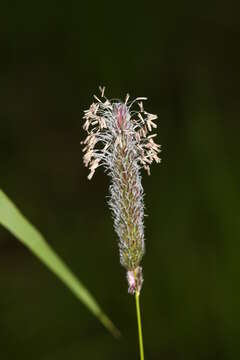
135, 292, 144, 360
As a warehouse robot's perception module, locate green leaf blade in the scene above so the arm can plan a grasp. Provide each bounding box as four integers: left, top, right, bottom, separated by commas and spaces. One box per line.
0, 189, 120, 338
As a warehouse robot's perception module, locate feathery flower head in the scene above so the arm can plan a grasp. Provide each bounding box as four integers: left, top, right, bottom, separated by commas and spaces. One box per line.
82, 87, 161, 294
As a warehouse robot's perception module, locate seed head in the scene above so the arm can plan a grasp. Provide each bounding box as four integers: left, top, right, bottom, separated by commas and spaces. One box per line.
81, 87, 161, 294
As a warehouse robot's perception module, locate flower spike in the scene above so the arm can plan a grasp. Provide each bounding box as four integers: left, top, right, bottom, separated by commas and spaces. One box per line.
81, 88, 161, 293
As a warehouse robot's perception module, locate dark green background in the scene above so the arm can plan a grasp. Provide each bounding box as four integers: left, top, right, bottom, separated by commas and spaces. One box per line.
0, 1, 240, 359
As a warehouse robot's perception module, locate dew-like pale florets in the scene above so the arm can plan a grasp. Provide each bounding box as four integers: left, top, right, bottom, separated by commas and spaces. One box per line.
81, 87, 161, 294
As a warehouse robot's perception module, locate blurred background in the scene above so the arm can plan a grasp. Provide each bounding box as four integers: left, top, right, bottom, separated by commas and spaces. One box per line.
0, 0, 240, 359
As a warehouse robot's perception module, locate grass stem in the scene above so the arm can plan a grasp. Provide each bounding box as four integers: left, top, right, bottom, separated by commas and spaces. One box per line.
135, 292, 144, 360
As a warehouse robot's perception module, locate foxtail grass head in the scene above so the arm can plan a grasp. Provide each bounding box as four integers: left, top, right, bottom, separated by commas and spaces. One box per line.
82, 87, 161, 294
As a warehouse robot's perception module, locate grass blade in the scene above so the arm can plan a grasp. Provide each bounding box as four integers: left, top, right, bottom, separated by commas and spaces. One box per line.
0, 189, 120, 337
